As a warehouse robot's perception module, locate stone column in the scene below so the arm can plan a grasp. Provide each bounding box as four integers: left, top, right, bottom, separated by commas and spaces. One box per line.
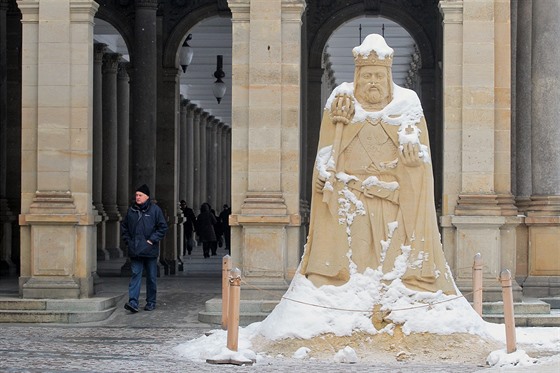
186, 103, 196, 208
0, 0, 16, 275
513, 0, 531, 284
131, 0, 158, 192
225, 126, 232, 205
179, 98, 188, 202
177, 97, 187, 259
192, 107, 201, 212
216, 122, 224, 207
116, 62, 130, 237
18, 0, 100, 298
305, 67, 323, 204
439, 0, 520, 301
93, 43, 108, 260
102, 52, 122, 258
208, 118, 218, 208
156, 67, 181, 275
228, 0, 304, 292
524, 0, 560, 297
199, 112, 208, 205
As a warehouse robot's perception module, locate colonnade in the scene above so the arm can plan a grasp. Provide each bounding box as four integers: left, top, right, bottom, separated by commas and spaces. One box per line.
92, 42, 231, 273
180, 99, 231, 214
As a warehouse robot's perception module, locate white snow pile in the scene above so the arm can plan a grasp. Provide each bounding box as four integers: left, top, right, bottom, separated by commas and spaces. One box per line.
486, 349, 537, 368
333, 346, 359, 364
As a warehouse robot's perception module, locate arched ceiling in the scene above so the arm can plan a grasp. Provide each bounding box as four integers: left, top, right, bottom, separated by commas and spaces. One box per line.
94, 15, 416, 128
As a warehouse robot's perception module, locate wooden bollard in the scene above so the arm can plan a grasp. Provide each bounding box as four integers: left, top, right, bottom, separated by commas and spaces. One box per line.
500, 269, 517, 353
227, 267, 241, 352
472, 253, 483, 316
221, 255, 232, 330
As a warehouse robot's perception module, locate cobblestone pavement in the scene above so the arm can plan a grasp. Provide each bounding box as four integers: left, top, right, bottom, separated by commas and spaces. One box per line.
0, 254, 556, 372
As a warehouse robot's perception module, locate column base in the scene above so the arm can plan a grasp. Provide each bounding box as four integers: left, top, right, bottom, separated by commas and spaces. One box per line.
105, 247, 123, 259
22, 277, 82, 299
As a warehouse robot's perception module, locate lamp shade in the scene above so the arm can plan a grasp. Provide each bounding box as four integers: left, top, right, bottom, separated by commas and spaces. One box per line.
212, 55, 226, 103
212, 80, 227, 103
179, 34, 193, 73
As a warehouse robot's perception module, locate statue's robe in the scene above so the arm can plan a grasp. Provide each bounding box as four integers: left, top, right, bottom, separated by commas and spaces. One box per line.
301, 87, 456, 295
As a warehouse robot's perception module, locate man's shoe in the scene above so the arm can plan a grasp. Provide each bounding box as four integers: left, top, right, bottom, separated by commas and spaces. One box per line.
144, 303, 156, 311
124, 302, 139, 313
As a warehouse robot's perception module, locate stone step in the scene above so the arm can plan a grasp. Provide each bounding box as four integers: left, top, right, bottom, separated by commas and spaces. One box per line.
198, 310, 269, 327
0, 294, 124, 323
0, 308, 117, 323
204, 298, 279, 313
199, 297, 560, 327
483, 310, 560, 327
541, 297, 560, 309
482, 298, 551, 314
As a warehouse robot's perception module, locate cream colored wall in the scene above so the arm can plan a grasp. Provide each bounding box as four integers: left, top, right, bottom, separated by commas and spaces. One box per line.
18, 0, 99, 298
439, 0, 522, 301
228, 0, 305, 288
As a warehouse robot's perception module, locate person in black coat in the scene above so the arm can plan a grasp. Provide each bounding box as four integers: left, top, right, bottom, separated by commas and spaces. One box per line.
121, 184, 168, 313
196, 203, 217, 258
219, 204, 231, 253
179, 200, 197, 255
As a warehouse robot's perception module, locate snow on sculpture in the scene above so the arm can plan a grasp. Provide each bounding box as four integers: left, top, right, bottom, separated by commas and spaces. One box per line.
258, 33, 483, 340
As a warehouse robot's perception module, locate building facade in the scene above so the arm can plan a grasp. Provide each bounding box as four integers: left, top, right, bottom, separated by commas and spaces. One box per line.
0, 0, 558, 309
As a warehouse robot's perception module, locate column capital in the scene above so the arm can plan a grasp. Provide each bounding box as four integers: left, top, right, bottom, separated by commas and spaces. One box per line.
439, 0, 463, 24
94, 43, 107, 61
102, 53, 121, 73
117, 62, 130, 80
227, 0, 250, 22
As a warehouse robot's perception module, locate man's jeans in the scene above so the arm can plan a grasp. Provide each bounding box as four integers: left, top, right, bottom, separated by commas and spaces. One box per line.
128, 257, 158, 307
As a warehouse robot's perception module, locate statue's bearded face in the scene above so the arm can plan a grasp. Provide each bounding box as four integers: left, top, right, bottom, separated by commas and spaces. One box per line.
355, 65, 390, 108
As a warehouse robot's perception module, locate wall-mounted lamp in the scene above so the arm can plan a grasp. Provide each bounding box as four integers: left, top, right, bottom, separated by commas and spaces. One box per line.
179, 34, 194, 73
212, 55, 226, 104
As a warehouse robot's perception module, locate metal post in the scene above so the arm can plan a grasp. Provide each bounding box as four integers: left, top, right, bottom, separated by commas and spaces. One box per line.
473, 253, 483, 316
500, 269, 517, 353
221, 255, 232, 330
226, 267, 241, 351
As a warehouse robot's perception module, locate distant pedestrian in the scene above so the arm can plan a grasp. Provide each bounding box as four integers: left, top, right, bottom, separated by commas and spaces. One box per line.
211, 207, 223, 255
179, 200, 197, 255
196, 203, 217, 258
219, 204, 231, 253
121, 184, 168, 313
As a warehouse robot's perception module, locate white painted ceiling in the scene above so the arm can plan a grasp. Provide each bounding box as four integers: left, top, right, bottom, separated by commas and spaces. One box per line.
93, 15, 416, 128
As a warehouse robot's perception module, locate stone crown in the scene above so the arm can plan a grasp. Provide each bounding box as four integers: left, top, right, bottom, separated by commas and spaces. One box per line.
353, 50, 393, 67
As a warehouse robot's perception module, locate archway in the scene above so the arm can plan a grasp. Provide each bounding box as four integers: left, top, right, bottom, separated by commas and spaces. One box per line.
303, 8, 443, 211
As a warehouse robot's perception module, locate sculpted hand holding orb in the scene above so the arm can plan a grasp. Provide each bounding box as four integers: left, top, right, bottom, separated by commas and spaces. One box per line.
301, 34, 456, 295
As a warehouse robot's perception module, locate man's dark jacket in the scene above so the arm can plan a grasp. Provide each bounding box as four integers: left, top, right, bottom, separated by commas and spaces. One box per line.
121, 199, 168, 258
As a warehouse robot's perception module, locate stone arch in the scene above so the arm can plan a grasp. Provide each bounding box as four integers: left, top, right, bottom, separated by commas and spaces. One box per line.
94, 6, 133, 57
303, 1, 442, 205
162, 4, 231, 69
307, 3, 436, 71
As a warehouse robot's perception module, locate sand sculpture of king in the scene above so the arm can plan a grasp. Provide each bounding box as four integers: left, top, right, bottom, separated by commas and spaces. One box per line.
300, 34, 456, 296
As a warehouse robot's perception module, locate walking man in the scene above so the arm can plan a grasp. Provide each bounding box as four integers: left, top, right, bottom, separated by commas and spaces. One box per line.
121, 184, 168, 312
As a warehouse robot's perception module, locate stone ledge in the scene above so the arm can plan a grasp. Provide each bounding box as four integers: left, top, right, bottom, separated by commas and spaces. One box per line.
0, 293, 124, 323
483, 311, 560, 327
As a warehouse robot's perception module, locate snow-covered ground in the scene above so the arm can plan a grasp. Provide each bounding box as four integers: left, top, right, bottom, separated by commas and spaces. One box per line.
174, 272, 560, 370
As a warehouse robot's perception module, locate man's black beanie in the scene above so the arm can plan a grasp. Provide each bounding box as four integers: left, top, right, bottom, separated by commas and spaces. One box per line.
136, 184, 150, 197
